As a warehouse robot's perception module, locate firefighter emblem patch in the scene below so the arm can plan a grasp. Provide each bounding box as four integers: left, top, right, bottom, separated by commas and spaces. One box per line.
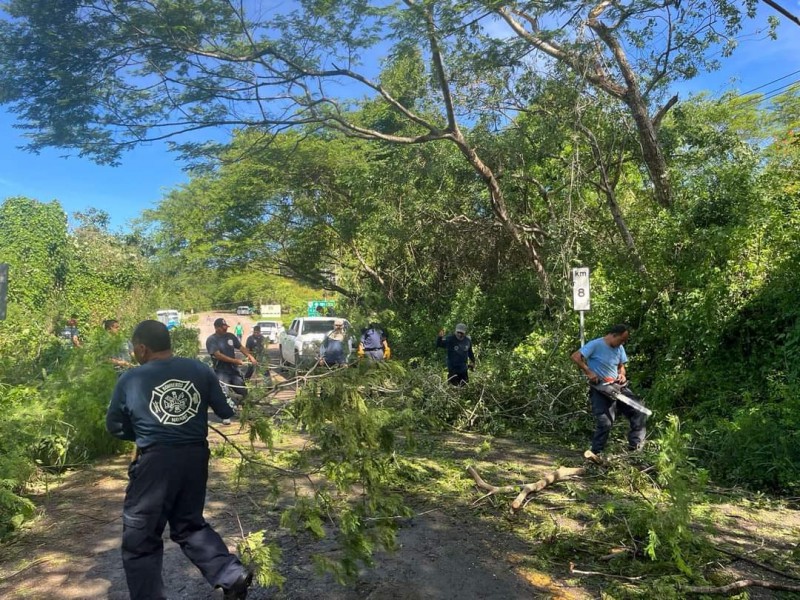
149, 379, 201, 425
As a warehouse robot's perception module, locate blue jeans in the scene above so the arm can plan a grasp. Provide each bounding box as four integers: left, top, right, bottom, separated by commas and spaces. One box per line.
215, 368, 247, 399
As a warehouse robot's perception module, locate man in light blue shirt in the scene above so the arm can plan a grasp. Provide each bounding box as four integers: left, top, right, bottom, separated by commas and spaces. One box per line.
571, 324, 647, 454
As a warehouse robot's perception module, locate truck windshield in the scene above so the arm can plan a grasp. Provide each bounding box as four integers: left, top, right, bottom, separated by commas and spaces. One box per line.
301, 320, 339, 334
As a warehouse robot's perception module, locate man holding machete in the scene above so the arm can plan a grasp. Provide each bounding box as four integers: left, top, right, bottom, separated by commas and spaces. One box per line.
571, 324, 648, 456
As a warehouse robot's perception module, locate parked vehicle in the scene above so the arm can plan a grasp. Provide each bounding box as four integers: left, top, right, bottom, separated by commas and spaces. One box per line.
156, 309, 181, 330
279, 317, 352, 366
254, 320, 284, 344
236, 305, 251, 316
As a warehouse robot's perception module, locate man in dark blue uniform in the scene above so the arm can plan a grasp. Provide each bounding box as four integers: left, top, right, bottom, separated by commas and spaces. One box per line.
436, 323, 476, 385
358, 321, 391, 361
106, 320, 253, 600
243, 324, 266, 380
206, 317, 257, 403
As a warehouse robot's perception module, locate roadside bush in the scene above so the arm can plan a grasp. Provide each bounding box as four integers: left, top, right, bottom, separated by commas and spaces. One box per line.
0, 307, 66, 385
710, 379, 800, 491
170, 325, 200, 358
0, 384, 54, 537
48, 330, 129, 461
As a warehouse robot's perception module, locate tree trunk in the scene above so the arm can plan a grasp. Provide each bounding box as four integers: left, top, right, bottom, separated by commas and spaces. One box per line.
624, 94, 672, 209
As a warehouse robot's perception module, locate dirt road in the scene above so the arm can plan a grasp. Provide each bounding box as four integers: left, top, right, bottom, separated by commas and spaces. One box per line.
1, 335, 798, 599
194, 311, 260, 350
0, 343, 552, 600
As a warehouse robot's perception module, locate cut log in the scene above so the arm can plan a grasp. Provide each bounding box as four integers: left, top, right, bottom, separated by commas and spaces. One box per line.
583, 449, 607, 466
511, 466, 586, 511
569, 562, 643, 581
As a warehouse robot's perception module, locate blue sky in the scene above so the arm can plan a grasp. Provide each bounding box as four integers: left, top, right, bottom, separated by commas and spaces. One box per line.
1, 3, 799, 231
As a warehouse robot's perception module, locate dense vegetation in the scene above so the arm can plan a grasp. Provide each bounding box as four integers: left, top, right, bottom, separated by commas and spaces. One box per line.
0, 0, 798, 593
140, 90, 800, 493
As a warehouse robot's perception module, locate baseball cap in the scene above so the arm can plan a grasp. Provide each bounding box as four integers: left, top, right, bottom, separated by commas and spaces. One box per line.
213, 318, 228, 327
455, 323, 468, 333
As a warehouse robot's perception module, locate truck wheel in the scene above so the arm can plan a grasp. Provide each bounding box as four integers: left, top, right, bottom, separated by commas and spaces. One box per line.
278, 346, 288, 368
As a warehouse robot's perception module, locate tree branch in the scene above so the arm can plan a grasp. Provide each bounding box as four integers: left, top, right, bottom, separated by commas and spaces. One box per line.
685, 580, 800, 595
653, 94, 679, 130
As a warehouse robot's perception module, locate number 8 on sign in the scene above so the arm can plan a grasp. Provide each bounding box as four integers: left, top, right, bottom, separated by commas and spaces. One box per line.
572, 267, 591, 311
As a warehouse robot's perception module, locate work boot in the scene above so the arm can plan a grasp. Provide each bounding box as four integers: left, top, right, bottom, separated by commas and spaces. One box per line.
222, 570, 253, 600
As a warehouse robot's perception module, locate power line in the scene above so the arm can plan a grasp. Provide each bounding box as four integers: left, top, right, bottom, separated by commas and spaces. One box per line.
736, 78, 800, 107
738, 68, 800, 96
761, 80, 800, 103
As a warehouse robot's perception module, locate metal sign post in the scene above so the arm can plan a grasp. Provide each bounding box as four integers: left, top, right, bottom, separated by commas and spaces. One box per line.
572, 267, 590, 346
0, 264, 7, 321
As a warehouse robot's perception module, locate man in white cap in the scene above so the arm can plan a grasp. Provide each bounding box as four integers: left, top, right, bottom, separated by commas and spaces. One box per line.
436, 323, 475, 385
319, 318, 349, 367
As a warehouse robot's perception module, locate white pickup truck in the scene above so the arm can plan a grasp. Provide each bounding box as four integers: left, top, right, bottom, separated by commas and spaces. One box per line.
279, 317, 352, 367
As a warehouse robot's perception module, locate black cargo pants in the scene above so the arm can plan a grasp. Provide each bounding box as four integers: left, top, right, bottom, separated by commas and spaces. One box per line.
589, 385, 647, 454
122, 443, 246, 600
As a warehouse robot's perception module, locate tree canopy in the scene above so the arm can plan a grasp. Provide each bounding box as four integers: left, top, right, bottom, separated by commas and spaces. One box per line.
0, 0, 768, 300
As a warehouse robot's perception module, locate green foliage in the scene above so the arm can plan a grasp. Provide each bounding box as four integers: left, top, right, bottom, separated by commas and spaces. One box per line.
0, 197, 69, 311
282, 363, 409, 582
711, 379, 800, 491
0, 304, 68, 385
237, 530, 285, 590
169, 325, 200, 358
626, 416, 707, 573
0, 483, 35, 538
64, 213, 149, 319
0, 384, 48, 536
47, 330, 129, 461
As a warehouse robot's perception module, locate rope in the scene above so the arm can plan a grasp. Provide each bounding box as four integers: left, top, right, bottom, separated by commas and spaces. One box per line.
218, 380, 250, 392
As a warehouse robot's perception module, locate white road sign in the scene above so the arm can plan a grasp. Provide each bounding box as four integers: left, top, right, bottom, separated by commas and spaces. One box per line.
572, 267, 590, 311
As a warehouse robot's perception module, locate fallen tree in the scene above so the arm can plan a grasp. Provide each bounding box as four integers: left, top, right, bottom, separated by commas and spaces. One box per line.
466, 464, 586, 512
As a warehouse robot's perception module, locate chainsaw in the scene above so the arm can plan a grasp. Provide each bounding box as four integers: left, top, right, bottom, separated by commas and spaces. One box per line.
591, 382, 652, 417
